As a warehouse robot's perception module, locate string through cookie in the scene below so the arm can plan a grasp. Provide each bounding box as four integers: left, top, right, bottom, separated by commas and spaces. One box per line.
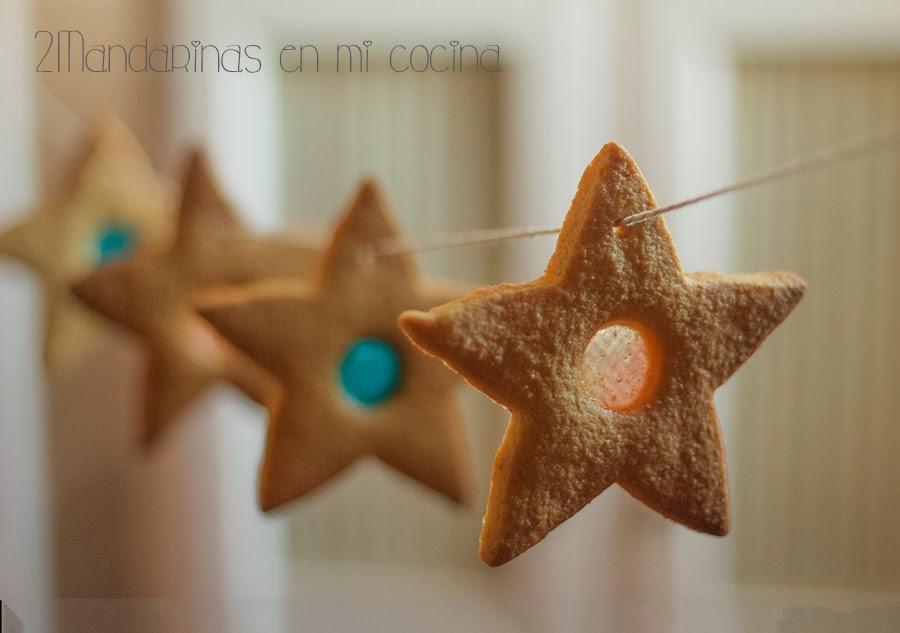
376, 128, 900, 257
34, 83, 900, 257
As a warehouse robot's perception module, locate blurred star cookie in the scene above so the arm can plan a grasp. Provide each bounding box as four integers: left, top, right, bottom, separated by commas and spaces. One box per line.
198, 181, 471, 510
0, 116, 172, 370
71, 151, 318, 445
400, 142, 806, 566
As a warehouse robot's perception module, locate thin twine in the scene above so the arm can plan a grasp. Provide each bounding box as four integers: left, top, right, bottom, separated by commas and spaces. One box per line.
37, 82, 900, 258
376, 128, 900, 257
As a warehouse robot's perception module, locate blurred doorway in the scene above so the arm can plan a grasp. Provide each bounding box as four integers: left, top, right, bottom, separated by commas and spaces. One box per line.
279, 65, 505, 567
734, 61, 900, 592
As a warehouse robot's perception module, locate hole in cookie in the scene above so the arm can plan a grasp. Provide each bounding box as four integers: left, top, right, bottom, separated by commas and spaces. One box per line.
94, 220, 137, 265
338, 337, 403, 408
581, 321, 661, 412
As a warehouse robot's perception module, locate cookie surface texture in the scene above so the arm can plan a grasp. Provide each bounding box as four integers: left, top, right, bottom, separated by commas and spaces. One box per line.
400, 142, 806, 566
0, 116, 171, 370
71, 151, 317, 445
198, 181, 472, 511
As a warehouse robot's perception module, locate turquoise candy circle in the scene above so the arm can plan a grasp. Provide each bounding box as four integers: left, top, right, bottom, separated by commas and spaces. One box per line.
338, 338, 402, 407
94, 221, 137, 265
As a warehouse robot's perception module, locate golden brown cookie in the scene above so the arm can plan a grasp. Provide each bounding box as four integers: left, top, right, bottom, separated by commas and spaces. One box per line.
71, 151, 318, 445
0, 116, 172, 370
400, 142, 806, 566
196, 181, 471, 511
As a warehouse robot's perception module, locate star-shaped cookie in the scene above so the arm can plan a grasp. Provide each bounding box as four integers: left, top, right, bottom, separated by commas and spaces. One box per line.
71, 151, 318, 445
0, 116, 171, 369
400, 142, 806, 566
197, 181, 472, 511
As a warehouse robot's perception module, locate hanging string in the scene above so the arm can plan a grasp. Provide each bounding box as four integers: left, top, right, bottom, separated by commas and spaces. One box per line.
376, 128, 900, 257
36, 81, 900, 258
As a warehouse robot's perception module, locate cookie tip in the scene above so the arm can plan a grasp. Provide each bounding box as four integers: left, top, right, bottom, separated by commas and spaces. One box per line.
181, 147, 207, 179
348, 179, 384, 214
180, 151, 219, 203
689, 505, 731, 537
69, 270, 110, 311
0, 224, 18, 255
479, 539, 514, 567
706, 515, 731, 537
258, 477, 291, 513
137, 420, 163, 451
599, 140, 628, 155
357, 178, 380, 197
446, 477, 472, 507
398, 309, 435, 342
784, 271, 808, 295
258, 496, 279, 514
68, 275, 91, 303
770, 270, 808, 310
194, 286, 247, 323
594, 141, 635, 168
193, 300, 220, 324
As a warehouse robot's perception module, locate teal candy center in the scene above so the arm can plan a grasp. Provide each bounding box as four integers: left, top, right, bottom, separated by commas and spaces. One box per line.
94, 221, 137, 265
338, 338, 402, 407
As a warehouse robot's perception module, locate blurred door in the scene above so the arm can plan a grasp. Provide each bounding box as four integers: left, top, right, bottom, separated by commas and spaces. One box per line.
0, 1, 51, 631
280, 66, 505, 567
734, 61, 900, 592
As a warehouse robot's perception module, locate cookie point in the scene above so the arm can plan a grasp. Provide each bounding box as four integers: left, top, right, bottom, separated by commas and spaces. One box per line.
194, 302, 220, 324
398, 307, 429, 322
258, 496, 278, 513
194, 290, 237, 325
579, 141, 640, 193
182, 148, 206, 176
0, 227, 15, 254
69, 270, 114, 311
718, 509, 732, 536
600, 140, 626, 154
138, 421, 162, 451
352, 179, 383, 209
786, 272, 809, 295
770, 271, 808, 309
69, 275, 92, 303
698, 507, 731, 537
446, 478, 471, 507
358, 179, 380, 195
182, 150, 215, 192
258, 478, 288, 513
451, 491, 469, 506
597, 140, 633, 164
479, 539, 513, 567
398, 309, 433, 337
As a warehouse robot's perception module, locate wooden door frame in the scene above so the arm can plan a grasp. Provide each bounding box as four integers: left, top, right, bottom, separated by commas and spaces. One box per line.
0, 1, 52, 632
